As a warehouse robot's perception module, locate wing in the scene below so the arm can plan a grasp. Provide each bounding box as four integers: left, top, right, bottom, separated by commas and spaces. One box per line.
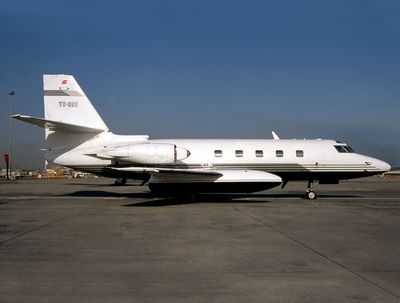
110, 166, 223, 175
111, 167, 282, 194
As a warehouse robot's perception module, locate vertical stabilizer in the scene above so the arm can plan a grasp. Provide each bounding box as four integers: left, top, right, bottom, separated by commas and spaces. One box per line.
44, 75, 108, 134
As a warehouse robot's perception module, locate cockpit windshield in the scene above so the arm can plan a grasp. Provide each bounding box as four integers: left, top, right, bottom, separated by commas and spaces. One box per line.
334, 145, 355, 153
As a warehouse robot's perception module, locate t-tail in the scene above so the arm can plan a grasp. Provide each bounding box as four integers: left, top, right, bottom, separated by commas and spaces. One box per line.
13, 74, 148, 167
13, 75, 110, 150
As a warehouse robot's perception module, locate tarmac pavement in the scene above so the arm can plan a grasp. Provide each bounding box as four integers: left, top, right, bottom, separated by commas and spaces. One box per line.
0, 177, 399, 302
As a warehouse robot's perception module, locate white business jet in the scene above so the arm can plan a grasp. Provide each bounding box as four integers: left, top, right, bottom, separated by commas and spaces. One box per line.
13, 75, 391, 199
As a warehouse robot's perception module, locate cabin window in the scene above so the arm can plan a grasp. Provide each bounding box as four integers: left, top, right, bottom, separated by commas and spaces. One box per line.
214, 150, 222, 157
276, 150, 284, 157
296, 150, 304, 157
334, 145, 354, 153
235, 150, 243, 157
255, 150, 263, 157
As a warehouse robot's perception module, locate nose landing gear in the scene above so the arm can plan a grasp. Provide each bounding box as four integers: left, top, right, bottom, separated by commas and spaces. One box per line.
306, 180, 317, 199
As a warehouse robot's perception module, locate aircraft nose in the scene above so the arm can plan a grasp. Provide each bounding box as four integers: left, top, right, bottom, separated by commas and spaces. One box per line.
375, 159, 391, 172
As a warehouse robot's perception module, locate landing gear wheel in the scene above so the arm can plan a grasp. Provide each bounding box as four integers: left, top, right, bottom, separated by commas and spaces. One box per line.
114, 178, 127, 186
306, 191, 316, 200
305, 180, 317, 199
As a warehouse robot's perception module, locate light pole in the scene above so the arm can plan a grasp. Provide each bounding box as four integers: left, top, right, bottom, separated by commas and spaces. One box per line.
8, 90, 15, 179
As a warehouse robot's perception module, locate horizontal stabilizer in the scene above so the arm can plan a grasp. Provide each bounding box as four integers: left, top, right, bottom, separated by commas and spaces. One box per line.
12, 114, 105, 133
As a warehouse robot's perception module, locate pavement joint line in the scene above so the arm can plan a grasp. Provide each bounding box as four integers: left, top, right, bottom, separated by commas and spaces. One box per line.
2, 270, 342, 275
232, 205, 400, 301
0, 204, 97, 247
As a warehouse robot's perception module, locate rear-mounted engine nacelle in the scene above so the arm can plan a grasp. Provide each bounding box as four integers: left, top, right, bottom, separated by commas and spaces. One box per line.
99, 143, 190, 164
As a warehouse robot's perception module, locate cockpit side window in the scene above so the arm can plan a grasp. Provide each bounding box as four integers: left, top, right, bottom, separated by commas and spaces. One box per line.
335, 146, 346, 153
334, 145, 354, 153
344, 146, 354, 152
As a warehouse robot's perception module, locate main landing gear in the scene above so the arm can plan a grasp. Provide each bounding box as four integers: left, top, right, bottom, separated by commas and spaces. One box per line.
114, 177, 127, 186
306, 180, 317, 199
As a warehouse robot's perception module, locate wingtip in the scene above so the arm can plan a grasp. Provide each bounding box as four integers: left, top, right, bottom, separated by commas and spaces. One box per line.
11, 114, 24, 119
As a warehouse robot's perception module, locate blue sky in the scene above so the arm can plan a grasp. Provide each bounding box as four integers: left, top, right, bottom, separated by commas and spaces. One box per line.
0, 0, 399, 169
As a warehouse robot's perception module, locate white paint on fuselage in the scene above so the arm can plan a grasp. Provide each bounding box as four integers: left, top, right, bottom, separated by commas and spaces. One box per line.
152, 138, 389, 172
49, 132, 390, 174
